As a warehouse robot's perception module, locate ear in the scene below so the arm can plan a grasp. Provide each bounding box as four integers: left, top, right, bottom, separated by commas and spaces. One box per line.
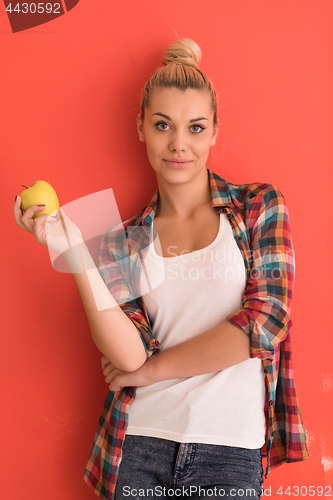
211, 119, 220, 147
137, 114, 145, 142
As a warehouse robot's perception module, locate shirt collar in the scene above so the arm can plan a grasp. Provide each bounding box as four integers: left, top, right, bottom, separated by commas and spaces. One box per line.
133, 167, 233, 228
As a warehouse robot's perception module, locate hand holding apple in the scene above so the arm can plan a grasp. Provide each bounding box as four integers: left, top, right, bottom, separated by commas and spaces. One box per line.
20, 180, 59, 219
14, 181, 84, 256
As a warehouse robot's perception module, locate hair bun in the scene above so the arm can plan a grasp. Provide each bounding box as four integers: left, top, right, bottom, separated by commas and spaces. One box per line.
162, 38, 201, 69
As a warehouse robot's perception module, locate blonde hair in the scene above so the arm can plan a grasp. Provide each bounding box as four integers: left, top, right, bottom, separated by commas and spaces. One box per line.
139, 38, 218, 125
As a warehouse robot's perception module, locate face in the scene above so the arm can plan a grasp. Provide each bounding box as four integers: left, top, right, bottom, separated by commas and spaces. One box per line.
137, 87, 219, 185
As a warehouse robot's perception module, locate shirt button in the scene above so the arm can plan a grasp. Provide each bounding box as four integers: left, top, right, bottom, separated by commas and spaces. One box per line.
236, 235, 243, 241
271, 431, 276, 436
264, 368, 269, 373
155, 340, 160, 346
226, 212, 233, 219
247, 269, 251, 277
269, 400, 274, 406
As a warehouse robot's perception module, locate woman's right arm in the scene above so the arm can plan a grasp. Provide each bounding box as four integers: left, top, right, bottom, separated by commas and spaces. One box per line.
13, 195, 147, 372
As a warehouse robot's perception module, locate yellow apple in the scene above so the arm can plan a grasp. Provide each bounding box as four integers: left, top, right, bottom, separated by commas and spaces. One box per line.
20, 180, 59, 219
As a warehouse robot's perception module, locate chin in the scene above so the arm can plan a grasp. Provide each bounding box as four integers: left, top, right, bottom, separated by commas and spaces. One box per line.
159, 168, 201, 185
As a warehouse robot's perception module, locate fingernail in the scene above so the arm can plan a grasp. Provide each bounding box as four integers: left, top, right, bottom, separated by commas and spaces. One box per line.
38, 204, 46, 207
15, 195, 17, 201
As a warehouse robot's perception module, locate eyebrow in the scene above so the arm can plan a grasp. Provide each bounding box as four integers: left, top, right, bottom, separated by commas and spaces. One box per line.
152, 112, 208, 123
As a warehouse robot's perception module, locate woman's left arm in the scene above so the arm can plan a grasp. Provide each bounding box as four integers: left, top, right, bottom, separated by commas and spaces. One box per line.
103, 320, 250, 390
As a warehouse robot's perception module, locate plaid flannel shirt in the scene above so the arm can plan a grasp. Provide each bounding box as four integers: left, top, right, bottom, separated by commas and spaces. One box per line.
83, 168, 309, 500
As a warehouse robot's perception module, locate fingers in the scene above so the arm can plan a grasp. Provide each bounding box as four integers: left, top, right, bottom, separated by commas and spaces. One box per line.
101, 356, 115, 381
23, 204, 46, 220
17, 203, 47, 232
33, 213, 59, 245
101, 355, 111, 370
13, 195, 27, 231
13, 195, 43, 232
105, 368, 120, 385
108, 374, 123, 392
103, 363, 114, 378
100, 357, 123, 390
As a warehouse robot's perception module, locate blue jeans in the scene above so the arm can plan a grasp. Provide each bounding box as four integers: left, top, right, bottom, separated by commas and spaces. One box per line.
114, 435, 264, 499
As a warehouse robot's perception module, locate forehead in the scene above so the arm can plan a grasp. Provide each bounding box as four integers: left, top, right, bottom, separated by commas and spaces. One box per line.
147, 87, 212, 118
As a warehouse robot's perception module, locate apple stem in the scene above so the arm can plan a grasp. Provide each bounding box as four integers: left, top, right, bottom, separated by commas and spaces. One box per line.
22, 185, 28, 189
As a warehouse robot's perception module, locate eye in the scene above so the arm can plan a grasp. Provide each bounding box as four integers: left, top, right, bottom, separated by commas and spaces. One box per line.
155, 122, 205, 133
155, 121, 170, 131
191, 124, 205, 133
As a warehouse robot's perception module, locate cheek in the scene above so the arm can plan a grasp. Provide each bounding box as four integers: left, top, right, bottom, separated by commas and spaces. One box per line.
146, 137, 164, 155
195, 138, 212, 154
146, 146, 159, 162
145, 145, 160, 169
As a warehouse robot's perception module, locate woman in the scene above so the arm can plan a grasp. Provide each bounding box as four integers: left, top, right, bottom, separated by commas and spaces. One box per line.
14, 39, 308, 500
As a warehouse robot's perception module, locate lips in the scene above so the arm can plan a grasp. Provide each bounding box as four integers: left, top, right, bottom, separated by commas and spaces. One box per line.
163, 159, 192, 169
164, 158, 192, 163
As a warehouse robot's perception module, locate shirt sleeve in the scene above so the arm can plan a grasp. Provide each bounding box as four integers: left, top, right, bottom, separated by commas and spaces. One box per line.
97, 226, 158, 358
226, 185, 295, 361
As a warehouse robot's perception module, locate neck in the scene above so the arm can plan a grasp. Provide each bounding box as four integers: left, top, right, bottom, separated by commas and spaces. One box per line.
155, 167, 211, 219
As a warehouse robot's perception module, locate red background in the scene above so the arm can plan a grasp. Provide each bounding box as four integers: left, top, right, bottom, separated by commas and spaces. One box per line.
1, 1, 333, 499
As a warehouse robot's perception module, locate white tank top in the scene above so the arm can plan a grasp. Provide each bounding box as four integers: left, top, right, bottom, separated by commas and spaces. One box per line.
126, 213, 266, 448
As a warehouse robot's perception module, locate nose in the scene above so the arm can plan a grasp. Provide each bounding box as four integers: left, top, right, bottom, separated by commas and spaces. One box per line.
168, 129, 188, 152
